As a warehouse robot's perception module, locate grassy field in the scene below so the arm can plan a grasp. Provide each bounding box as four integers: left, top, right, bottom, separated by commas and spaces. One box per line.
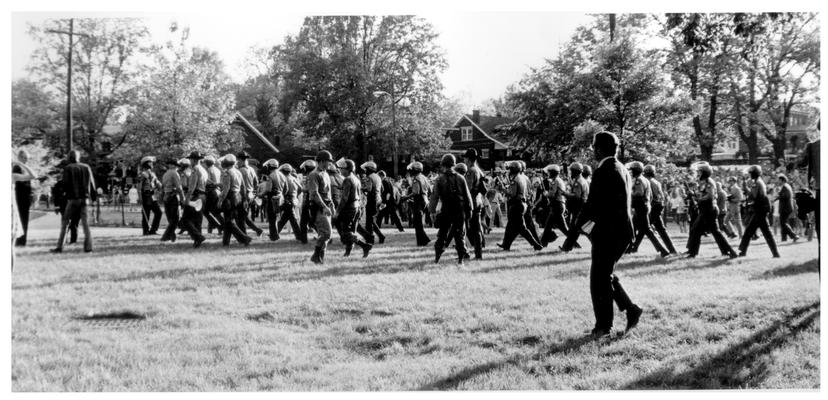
11, 213, 820, 391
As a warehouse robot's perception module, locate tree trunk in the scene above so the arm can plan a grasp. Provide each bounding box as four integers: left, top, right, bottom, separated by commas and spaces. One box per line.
744, 129, 760, 165
771, 136, 786, 168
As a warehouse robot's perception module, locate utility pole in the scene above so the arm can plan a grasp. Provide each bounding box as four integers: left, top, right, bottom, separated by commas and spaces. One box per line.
391, 81, 398, 178
47, 18, 88, 153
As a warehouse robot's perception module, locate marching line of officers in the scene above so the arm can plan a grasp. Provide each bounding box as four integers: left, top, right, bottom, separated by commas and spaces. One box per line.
131, 143, 789, 267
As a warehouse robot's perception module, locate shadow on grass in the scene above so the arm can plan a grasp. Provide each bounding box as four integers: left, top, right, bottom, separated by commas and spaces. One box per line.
624, 301, 820, 389
750, 259, 819, 280
472, 254, 591, 274
623, 257, 733, 278
418, 334, 596, 390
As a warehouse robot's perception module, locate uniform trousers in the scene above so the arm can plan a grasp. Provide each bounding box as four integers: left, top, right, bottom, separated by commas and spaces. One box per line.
738, 208, 779, 256
141, 193, 162, 234
629, 205, 668, 255
222, 193, 252, 245
500, 200, 542, 250
650, 203, 677, 253
161, 195, 180, 241
686, 206, 736, 256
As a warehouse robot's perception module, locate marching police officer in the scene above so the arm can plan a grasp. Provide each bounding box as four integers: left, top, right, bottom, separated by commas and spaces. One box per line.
335, 158, 373, 257
202, 155, 225, 235
160, 159, 184, 242
378, 170, 405, 232
463, 149, 487, 259
262, 159, 286, 241
776, 174, 799, 242
237, 151, 264, 237
182, 151, 208, 248
540, 164, 569, 248
307, 151, 335, 264
429, 154, 474, 264
497, 161, 543, 251
405, 161, 431, 246
358, 161, 386, 244
138, 156, 162, 235
276, 163, 305, 242
716, 181, 737, 238
626, 161, 669, 257
298, 159, 317, 244
643, 164, 678, 254
218, 154, 252, 246
738, 165, 780, 257
686, 162, 738, 258
566, 162, 589, 228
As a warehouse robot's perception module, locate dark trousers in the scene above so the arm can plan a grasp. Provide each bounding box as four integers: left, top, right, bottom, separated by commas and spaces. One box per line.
357, 202, 385, 244
223, 194, 252, 245
500, 201, 541, 250
237, 197, 263, 235
299, 200, 312, 241
338, 207, 368, 249
541, 201, 569, 245
182, 195, 206, 243
687, 207, 735, 256
436, 208, 467, 257
739, 209, 780, 256
277, 201, 304, 242
466, 206, 484, 258
567, 201, 583, 229
56, 199, 92, 251
630, 205, 668, 255
590, 236, 635, 331
650, 203, 677, 253
779, 210, 798, 241
266, 197, 280, 240
205, 188, 224, 233
412, 202, 431, 246
141, 195, 162, 234
381, 201, 405, 231
161, 195, 180, 241
14, 193, 30, 246
524, 203, 542, 244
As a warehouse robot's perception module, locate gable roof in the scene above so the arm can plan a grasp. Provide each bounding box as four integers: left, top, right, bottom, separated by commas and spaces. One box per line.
232, 112, 279, 154
452, 114, 517, 150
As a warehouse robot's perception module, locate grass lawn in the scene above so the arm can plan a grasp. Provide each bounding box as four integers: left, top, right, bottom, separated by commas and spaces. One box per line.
11, 213, 820, 391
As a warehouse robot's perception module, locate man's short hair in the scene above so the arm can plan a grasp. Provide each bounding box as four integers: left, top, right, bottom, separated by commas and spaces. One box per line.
67, 150, 80, 164
593, 131, 619, 155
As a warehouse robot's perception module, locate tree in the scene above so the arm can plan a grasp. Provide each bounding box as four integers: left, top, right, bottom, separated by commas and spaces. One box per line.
755, 13, 819, 165
664, 13, 739, 161
116, 24, 239, 162
27, 18, 150, 162
506, 15, 691, 163
274, 16, 448, 162
11, 78, 62, 147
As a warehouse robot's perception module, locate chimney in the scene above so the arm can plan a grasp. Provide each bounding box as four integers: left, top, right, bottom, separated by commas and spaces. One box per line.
472, 109, 480, 124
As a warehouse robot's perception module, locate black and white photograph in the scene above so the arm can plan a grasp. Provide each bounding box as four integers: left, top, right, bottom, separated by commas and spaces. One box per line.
4, 0, 822, 393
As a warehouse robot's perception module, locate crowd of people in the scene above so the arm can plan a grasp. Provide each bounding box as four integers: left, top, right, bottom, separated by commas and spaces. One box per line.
19, 127, 820, 337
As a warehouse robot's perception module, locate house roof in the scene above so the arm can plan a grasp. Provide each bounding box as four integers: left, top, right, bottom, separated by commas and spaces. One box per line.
453, 114, 517, 150
233, 112, 279, 154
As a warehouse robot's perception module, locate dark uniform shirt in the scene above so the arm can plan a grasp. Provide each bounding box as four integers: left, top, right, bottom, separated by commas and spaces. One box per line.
465, 165, 485, 207
569, 176, 589, 203
307, 169, 332, 207
631, 175, 652, 210
339, 174, 362, 211
411, 174, 430, 206
428, 171, 473, 215
366, 173, 382, 206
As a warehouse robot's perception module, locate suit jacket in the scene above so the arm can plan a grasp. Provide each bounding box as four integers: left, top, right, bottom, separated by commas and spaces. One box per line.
571, 156, 634, 246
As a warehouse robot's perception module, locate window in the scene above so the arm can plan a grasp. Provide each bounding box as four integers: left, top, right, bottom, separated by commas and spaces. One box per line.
481, 149, 490, 159
460, 126, 473, 141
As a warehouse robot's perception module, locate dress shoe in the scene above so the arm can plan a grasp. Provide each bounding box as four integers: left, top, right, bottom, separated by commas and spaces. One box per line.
435, 249, 444, 263
728, 251, 738, 259
362, 243, 372, 258
49, 248, 62, 253
496, 243, 510, 251
193, 236, 206, 248
590, 327, 613, 339
738, 251, 746, 257
378, 236, 386, 244
625, 305, 642, 332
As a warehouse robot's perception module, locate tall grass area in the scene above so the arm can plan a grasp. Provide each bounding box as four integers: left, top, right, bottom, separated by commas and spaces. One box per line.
12, 215, 819, 390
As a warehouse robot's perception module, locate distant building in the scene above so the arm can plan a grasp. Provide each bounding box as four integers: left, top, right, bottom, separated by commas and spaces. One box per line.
444, 110, 517, 169
709, 109, 817, 164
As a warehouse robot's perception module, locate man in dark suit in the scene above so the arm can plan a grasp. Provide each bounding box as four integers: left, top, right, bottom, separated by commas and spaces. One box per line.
562, 131, 643, 338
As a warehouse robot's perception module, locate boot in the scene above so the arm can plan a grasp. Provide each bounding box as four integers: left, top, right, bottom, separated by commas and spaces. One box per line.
343, 244, 353, 257
319, 247, 326, 263
435, 247, 444, 263
310, 247, 322, 264
360, 241, 372, 258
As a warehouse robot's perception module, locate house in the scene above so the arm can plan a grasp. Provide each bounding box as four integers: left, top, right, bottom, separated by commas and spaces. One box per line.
445, 110, 517, 169
709, 109, 817, 164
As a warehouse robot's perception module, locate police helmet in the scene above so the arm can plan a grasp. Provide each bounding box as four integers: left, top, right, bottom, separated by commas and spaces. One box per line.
361, 161, 378, 172
628, 161, 644, 173
316, 150, 333, 162
569, 162, 583, 172
440, 154, 456, 168
454, 162, 468, 174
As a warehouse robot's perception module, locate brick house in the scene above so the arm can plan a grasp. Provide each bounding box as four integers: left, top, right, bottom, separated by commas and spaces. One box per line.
445, 110, 516, 169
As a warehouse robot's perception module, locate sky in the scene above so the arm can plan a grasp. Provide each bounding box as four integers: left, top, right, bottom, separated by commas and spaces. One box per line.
11, 11, 593, 111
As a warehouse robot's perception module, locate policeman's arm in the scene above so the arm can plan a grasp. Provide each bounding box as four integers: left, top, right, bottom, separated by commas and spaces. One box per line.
428, 180, 439, 215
